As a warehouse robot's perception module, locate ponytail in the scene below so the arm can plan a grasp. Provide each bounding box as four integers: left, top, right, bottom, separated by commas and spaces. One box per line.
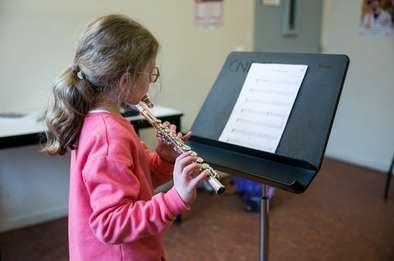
42, 14, 159, 155
42, 66, 95, 155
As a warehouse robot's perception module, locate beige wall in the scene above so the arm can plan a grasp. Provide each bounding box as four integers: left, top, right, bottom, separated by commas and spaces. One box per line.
0, 0, 254, 130
2, 0, 393, 232
0, 0, 254, 232
2, 1, 392, 172
322, 0, 394, 172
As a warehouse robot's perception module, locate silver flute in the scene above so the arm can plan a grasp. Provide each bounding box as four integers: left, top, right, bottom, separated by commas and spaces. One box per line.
135, 96, 225, 194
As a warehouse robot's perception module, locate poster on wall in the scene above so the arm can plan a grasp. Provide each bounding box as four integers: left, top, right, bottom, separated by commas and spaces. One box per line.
194, 0, 224, 30
360, 0, 394, 36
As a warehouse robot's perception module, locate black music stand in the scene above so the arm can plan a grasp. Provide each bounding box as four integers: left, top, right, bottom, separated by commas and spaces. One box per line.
188, 52, 349, 261
384, 154, 394, 200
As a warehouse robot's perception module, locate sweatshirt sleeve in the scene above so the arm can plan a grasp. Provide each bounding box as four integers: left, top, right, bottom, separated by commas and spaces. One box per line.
141, 141, 174, 188
82, 155, 189, 245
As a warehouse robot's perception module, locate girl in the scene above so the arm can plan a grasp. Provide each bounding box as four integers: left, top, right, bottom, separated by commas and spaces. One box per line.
43, 14, 208, 261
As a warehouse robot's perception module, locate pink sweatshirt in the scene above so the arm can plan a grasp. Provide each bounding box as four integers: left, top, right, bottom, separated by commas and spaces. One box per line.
68, 112, 189, 261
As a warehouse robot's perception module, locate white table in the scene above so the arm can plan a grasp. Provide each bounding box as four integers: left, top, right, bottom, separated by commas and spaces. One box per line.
0, 106, 183, 149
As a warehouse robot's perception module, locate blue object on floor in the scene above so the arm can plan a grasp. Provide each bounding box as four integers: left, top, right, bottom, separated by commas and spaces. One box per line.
231, 176, 274, 212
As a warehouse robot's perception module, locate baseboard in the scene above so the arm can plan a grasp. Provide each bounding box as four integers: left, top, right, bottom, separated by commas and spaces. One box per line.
324, 152, 390, 173
0, 206, 68, 233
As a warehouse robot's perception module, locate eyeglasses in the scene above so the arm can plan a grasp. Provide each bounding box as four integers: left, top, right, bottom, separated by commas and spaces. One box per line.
149, 66, 160, 83
138, 66, 160, 83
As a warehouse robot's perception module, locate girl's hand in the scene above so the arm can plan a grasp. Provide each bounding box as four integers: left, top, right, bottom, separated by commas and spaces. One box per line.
173, 151, 209, 206
155, 121, 192, 163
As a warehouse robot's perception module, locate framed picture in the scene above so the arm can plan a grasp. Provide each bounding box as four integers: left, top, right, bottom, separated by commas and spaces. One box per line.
360, 0, 394, 36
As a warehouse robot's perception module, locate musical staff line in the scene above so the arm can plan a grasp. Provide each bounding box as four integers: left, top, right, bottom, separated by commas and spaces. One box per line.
230, 128, 276, 140
225, 137, 274, 152
240, 108, 286, 119
219, 62, 308, 153
245, 97, 291, 107
249, 87, 294, 96
235, 117, 283, 129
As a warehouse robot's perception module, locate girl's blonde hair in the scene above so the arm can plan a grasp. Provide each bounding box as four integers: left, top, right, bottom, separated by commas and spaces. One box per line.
43, 14, 159, 155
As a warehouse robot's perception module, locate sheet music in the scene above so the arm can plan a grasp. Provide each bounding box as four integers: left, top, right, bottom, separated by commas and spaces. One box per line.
219, 63, 308, 153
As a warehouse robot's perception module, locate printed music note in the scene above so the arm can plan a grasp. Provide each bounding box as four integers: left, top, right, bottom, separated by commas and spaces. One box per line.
219, 63, 308, 153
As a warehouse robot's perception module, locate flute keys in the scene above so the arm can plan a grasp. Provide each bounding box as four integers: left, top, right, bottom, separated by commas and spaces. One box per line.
137, 98, 225, 194
182, 145, 191, 151
200, 162, 209, 168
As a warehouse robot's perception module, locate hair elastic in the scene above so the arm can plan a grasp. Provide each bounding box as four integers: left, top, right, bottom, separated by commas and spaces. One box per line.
69, 64, 84, 80
76, 71, 84, 80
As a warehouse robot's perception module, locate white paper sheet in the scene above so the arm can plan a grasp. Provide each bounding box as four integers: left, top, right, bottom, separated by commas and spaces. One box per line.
219, 63, 308, 153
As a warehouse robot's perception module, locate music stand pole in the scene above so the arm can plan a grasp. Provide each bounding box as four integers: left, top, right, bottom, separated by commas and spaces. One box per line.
259, 184, 269, 261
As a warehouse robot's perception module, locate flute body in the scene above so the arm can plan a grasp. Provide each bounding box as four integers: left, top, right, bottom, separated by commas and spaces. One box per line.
136, 97, 225, 194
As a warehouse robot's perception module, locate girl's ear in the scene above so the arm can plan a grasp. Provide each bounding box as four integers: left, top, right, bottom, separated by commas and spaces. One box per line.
119, 72, 133, 89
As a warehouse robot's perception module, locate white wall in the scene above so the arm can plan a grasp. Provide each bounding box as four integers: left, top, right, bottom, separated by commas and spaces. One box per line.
0, 146, 70, 232
0, 0, 254, 232
322, 0, 394, 172
0, 0, 254, 129
2, 0, 392, 233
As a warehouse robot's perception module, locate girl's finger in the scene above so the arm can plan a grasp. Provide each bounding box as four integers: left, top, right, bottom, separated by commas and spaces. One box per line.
162, 121, 171, 131
189, 170, 209, 188
182, 162, 199, 177
180, 131, 192, 141
175, 152, 192, 166
176, 153, 194, 165
176, 151, 193, 161
177, 155, 197, 169
170, 124, 176, 133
